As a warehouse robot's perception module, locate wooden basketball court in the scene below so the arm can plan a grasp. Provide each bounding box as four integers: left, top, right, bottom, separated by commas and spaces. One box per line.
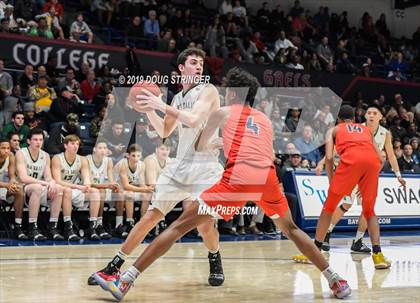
0, 236, 419, 302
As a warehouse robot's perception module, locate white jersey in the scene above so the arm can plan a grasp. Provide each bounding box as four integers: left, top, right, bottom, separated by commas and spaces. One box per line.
58, 153, 82, 183
115, 158, 142, 186
144, 153, 171, 181
86, 154, 110, 184
364, 123, 387, 151
0, 156, 9, 182
21, 147, 48, 180
172, 84, 219, 161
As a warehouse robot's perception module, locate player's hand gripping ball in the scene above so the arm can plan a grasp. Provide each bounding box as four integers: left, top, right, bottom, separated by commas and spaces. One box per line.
128, 81, 162, 113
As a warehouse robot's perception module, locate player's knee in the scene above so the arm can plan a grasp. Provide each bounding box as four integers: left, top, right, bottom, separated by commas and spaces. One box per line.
280, 221, 298, 238
31, 184, 43, 195
197, 220, 215, 237
362, 207, 376, 219
63, 187, 72, 196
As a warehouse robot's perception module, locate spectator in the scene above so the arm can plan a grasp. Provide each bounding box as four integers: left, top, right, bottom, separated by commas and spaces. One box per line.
126, 16, 143, 46
35, 6, 64, 39
3, 5, 17, 29
308, 53, 322, 72
156, 30, 172, 52
271, 109, 283, 138
43, 0, 64, 21
380, 150, 392, 173
336, 52, 357, 74
375, 13, 390, 39
389, 117, 407, 141
232, 0, 246, 18
237, 34, 258, 63
14, 0, 36, 22
285, 107, 301, 132
289, 0, 304, 18
57, 67, 82, 97
18, 64, 36, 96
37, 65, 49, 82
314, 105, 335, 126
406, 122, 419, 140
256, 2, 271, 29
387, 52, 408, 78
70, 13, 93, 43
45, 56, 60, 86
0, 59, 13, 97
219, 0, 232, 15
45, 113, 80, 154
131, 117, 156, 158
293, 125, 321, 166
49, 88, 83, 123
2, 111, 29, 147
393, 138, 403, 159
410, 138, 419, 164
286, 55, 304, 70
205, 16, 228, 59
28, 75, 57, 112
28, 17, 54, 39
8, 132, 21, 153
316, 36, 334, 71
389, 68, 407, 81
104, 119, 129, 161
144, 10, 160, 50
1, 85, 22, 128
274, 30, 297, 56
0, 17, 10, 33
80, 70, 100, 104
398, 144, 420, 173
89, 105, 107, 138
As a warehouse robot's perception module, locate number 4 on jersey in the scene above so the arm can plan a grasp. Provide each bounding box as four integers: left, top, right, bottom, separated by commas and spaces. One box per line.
246, 116, 259, 135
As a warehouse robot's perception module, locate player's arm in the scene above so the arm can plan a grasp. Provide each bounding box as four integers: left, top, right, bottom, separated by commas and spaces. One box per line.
196, 107, 230, 151
51, 155, 83, 190
15, 150, 49, 186
384, 131, 406, 187
142, 85, 220, 129
146, 111, 178, 139
80, 157, 92, 188
7, 154, 18, 184
118, 163, 152, 193
324, 127, 336, 182
139, 161, 153, 198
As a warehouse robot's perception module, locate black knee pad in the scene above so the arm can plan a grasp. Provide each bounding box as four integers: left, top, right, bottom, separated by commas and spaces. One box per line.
339, 204, 349, 213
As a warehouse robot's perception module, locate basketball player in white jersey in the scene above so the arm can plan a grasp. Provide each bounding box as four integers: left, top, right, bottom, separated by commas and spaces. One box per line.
91, 48, 225, 287
15, 128, 79, 241
51, 134, 101, 240
112, 144, 154, 238
0, 138, 26, 240
320, 104, 406, 252
86, 139, 121, 240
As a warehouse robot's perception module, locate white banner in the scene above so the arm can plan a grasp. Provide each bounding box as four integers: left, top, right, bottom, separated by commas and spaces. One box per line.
295, 174, 420, 218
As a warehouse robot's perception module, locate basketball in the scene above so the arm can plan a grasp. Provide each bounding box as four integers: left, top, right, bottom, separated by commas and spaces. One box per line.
127, 81, 161, 109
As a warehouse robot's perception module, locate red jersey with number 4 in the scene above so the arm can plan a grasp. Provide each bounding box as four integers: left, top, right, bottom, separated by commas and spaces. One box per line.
335, 123, 376, 156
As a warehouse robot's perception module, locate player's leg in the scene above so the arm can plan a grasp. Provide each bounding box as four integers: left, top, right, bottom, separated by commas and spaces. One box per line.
96, 189, 111, 240
9, 186, 28, 240
124, 192, 135, 234
114, 197, 126, 238
86, 188, 101, 240
24, 184, 47, 241
95, 202, 211, 300
350, 194, 370, 253
46, 184, 65, 240
61, 187, 80, 241
358, 165, 390, 269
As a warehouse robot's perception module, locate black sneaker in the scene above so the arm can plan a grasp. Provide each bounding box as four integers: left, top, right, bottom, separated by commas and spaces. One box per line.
321, 231, 331, 252
88, 263, 120, 286
157, 220, 167, 235
208, 251, 225, 286
96, 224, 112, 240
125, 221, 135, 235
114, 224, 128, 239
63, 221, 80, 241
48, 222, 65, 241
28, 223, 47, 241
13, 224, 29, 240
86, 221, 100, 241
351, 238, 371, 254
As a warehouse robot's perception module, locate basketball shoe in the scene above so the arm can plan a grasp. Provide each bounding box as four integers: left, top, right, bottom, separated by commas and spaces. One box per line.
351, 239, 371, 254
47, 222, 65, 241
292, 254, 311, 264
96, 224, 112, 240
28, 222, 47, 241
208, 251, 225, 286
89, 264, 120, 285
329, 274, 351, 299
321, 232, 331, 252
13, 223, 29, 240
372, 252, 391, 269
94, 274, 132, 301
63, 221, 80, 241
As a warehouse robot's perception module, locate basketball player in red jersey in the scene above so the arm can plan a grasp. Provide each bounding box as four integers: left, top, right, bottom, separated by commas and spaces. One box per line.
311, 105, 391, 269
96, 67, 351, 301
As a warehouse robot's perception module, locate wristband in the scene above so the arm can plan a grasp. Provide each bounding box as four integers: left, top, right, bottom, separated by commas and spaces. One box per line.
395, 172, 401, 178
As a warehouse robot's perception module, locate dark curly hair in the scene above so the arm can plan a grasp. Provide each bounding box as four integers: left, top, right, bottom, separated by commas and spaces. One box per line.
225, 67, 261, 106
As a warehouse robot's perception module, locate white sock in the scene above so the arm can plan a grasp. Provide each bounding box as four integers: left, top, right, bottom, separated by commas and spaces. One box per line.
29, 218, 37, 223
121, 266, 140, 283
63, 216, 71, 222
322, 266, 338, 284
126, 218, 134, 224
116, 216, 123, 227
15, 218, 22, 225
89, 217, 97, 228
97, 217, 103, 226
355, 231, 365, 242
49, 217, 58, 223
328, 224, 335, 233
117, 250, 128, 260
209, 246, 219, 254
